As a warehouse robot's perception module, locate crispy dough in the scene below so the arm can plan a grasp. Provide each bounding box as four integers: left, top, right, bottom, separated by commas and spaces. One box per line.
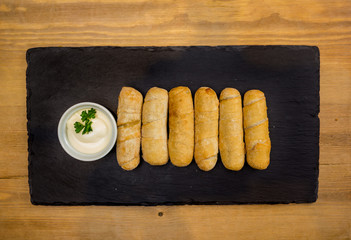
194, 87, 219, 171
168, 86, 194, 167
219, 88, 245, 171
142, 87, 169, 165
243, 89, 271, 170
116, 87, 143, 170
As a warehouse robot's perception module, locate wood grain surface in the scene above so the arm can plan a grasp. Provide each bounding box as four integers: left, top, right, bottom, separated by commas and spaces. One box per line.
0, 0, 350, 239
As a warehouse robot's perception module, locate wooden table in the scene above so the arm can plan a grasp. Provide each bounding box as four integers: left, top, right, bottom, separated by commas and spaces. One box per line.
0, 0, 350, 239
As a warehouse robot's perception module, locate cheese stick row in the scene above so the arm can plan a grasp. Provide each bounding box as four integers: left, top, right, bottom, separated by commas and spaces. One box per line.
116, 86, 270, 171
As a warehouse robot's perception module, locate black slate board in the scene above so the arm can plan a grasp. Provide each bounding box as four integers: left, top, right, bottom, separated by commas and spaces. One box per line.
26, 46, 319, 205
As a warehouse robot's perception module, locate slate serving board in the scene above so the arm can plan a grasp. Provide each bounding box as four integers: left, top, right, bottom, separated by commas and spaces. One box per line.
26, 46, 319, 205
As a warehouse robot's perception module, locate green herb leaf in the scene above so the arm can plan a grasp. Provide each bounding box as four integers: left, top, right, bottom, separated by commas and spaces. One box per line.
74, 122, 85, 133
74, 108, 96, 135
80, 108, 96, 123
80, 111, 88, 123
82, 120, 93, 135
87, 108, 96, 119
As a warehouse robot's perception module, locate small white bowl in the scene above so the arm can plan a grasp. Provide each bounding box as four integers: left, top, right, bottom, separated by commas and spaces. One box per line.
58, 102, 117, 161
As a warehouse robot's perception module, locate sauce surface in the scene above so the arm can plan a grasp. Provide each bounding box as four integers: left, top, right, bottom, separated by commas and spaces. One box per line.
66, 109, 112, 154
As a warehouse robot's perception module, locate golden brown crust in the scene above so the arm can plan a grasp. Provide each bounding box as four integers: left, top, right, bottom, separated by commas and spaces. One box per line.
243, 89, 271, 170
219, 88, 245, 171
168, 86, 194, 167
194, 87, 219, 171
142, 87, 168, 165
116, 87, 143, 170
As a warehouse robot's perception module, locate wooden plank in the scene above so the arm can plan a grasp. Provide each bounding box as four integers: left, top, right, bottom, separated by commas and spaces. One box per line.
0, 165, 350, 240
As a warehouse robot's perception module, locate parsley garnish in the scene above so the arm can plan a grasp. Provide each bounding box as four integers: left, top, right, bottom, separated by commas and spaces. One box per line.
74, 122, 85, 133
74, 108, 96, 135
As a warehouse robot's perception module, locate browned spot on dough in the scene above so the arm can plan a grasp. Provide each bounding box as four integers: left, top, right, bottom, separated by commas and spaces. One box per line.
205, 87, 212, 94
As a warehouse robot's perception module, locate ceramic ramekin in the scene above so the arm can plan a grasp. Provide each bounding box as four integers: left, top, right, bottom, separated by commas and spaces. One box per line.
58, 102, 117, 161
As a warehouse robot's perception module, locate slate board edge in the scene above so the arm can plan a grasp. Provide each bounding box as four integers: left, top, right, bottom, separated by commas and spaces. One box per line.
26, 45, 320, 55
26, 49, 34, 205
315, 45, 320, 203
26, 45, 320, 206
30, 199, 317, 206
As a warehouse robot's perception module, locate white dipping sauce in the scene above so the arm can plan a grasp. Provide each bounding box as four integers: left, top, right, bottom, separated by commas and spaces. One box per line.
66, 109, 112, 154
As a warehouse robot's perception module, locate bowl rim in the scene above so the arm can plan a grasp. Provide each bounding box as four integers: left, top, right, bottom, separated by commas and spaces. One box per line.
57, 102, 117, 161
